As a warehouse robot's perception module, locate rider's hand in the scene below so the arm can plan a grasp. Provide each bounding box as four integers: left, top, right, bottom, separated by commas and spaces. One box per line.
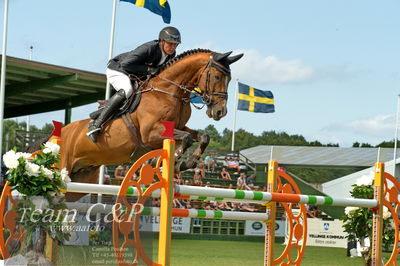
148, 66, 160, 76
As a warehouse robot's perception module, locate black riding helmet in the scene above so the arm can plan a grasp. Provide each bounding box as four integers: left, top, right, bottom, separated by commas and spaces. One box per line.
159, 26, 181, 44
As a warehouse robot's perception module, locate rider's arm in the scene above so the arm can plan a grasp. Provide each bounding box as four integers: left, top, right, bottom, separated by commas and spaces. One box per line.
119, 44, 152, 75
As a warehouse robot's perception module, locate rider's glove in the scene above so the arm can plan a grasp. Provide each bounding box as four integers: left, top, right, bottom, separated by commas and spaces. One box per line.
148, 66, 160, 76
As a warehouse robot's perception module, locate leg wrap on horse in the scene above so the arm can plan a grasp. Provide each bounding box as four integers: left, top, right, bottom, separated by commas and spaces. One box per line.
87, 90, 126, 142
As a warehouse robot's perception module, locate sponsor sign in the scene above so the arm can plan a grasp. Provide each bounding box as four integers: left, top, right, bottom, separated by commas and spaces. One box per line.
306, 218, 347, 248
245, 220, 286, 237
139, 216, 191, 233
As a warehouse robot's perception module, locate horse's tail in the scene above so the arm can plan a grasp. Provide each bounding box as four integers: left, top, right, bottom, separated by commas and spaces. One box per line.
24, 134, 52, 153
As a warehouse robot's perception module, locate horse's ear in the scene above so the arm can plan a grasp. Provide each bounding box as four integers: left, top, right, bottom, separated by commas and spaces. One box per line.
213, 51, 232, 62
226, 53, 244, 65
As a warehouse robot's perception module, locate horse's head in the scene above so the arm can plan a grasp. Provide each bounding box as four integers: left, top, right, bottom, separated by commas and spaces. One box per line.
197, 51, 243, 121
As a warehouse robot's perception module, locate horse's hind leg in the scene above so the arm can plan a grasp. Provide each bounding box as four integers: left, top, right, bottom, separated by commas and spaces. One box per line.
175, 128, 209, 172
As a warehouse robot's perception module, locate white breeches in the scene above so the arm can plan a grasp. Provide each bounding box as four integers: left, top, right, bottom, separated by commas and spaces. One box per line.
106, 68, 133, 98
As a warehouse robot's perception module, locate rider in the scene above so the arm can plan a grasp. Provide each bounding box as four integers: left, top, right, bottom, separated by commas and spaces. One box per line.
87, 26, 181, 142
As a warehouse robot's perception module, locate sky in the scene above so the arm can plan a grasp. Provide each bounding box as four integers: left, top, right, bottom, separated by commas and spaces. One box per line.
1, 0, 399, 147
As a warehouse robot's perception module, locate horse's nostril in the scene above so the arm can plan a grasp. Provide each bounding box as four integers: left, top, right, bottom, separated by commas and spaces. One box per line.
216, 110, 222, 117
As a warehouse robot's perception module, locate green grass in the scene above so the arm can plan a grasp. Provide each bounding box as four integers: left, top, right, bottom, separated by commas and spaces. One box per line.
57, 239, 398, 265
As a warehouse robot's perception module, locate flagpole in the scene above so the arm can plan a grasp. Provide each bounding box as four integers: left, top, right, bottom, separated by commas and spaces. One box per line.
98, 0, 118, 224
393, 94, 400, 179
0, 0, 10, 179
105, 0, 118, 100
231, 79, 239, 151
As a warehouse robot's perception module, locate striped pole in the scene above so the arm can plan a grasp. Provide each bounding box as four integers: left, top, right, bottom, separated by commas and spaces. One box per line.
176, 185, 378, 208
63, 182, 378, 208
64, 182, 264, 204
65, 202, 269, 221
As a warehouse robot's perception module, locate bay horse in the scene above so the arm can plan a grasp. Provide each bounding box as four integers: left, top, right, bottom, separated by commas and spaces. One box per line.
51, 49, 243, 185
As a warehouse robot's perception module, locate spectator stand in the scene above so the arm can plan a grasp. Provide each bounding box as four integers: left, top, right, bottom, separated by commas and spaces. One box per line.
176, 149, 270, 218
180, 149, 259, 188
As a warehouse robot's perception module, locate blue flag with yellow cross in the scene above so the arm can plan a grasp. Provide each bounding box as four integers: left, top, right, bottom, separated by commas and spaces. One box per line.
120, 0, 171, 24
237, 82, 275, 113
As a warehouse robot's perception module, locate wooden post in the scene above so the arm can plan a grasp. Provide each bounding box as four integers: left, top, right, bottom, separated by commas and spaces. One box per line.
371, 162, 384, 265
44, 234, 54, 262
157, 139, 175, 266
264, 161, 278, 266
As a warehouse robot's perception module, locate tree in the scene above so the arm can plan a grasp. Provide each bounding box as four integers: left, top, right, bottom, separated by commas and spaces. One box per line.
340, 176, 394, 265
376, 140, 400, 148
360, 143, 373, 148
353, 142, 360, 147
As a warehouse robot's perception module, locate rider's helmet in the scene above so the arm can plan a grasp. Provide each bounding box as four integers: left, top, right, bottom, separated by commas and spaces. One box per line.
159, 27, 181, 44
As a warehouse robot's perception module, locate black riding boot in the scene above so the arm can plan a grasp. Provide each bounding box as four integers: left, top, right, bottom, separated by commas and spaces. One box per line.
87, 90, 126, 142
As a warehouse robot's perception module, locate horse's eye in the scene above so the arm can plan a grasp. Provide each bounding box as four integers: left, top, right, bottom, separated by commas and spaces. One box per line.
215, 75, 221, 81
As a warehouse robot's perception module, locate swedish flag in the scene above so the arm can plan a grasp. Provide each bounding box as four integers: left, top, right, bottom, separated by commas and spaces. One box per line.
238, 82, 275, 113
120, 0, 171, 24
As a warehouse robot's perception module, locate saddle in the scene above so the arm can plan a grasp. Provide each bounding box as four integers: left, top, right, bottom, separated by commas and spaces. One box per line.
88, 89, 152, 161
89, 91, 142, 121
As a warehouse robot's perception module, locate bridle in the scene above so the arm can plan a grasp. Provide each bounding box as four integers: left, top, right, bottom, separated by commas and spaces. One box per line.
142, 54, 231, 109
195, 55, 231, 106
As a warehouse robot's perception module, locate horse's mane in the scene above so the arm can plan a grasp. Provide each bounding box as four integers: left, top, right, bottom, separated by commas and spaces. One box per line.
159, 48, 213, 72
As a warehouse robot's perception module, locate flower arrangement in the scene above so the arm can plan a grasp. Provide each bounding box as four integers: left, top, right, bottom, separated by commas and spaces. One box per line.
340, 172, 394, 264
3, 142, 70, 196
3, 142, 72, 260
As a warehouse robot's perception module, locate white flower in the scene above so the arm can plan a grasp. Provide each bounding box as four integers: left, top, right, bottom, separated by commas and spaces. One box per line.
43, 142, 60, 156
61, 168, 71, 183
383, 206, 392, 220
30, 196, 49, 210
344, 206, 359, 217
3, 150, 21, 169
18, 152, 32, 160
25, 162, 40, 177
40, 166, 54, 180
355, 172, 374, 186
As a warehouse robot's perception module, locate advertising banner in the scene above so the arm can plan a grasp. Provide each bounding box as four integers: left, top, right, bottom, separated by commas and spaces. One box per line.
245, 220, 286, 237
306, 219, 347, 248
139, 216, 191, 233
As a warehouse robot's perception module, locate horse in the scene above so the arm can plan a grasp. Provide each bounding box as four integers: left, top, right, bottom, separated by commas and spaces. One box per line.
48, 49, 243, 186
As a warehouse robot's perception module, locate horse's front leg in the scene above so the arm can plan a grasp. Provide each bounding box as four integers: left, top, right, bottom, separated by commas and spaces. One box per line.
174, 128, 193, 160
175, 127, 209, 172
142, 124, 193, 171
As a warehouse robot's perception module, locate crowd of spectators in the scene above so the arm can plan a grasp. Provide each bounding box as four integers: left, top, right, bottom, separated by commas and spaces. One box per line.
167, 153, 267, 212
306, 204, 321, 218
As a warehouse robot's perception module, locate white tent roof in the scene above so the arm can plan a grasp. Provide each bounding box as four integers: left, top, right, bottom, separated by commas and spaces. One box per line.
240, 145, 394, 167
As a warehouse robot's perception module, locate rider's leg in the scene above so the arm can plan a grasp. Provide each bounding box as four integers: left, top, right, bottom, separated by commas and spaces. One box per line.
87, 69, 133, 142
87, 90, 126, 142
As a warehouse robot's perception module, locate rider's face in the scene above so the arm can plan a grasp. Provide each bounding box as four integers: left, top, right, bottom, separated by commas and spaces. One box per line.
161, 40, 178, 55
